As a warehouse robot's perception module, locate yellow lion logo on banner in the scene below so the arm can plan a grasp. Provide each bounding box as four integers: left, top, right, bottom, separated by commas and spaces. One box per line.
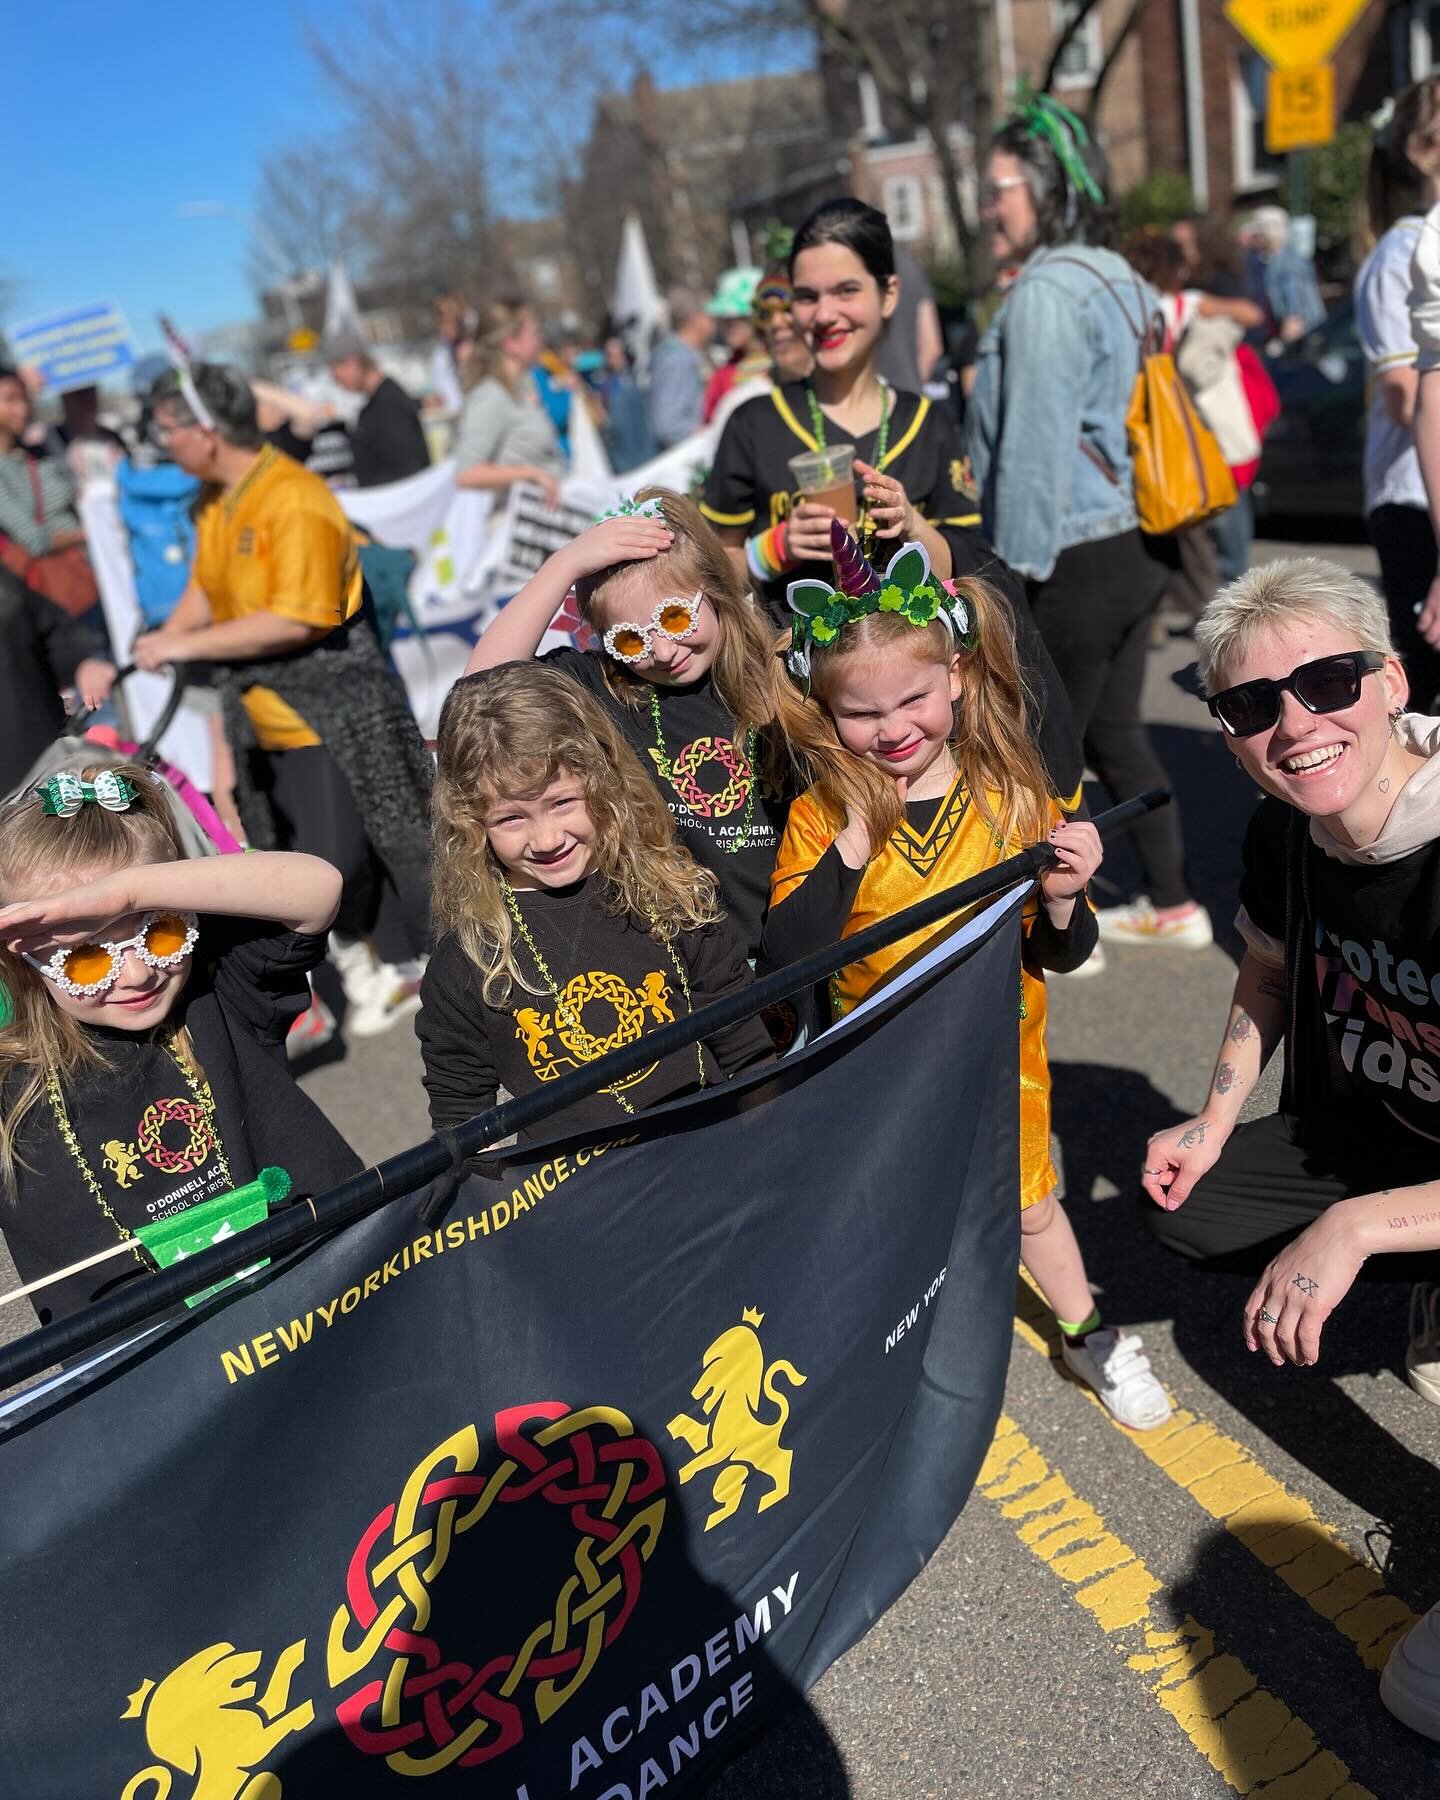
118, 1638, 312, 1800
667, 1308, 806, 1530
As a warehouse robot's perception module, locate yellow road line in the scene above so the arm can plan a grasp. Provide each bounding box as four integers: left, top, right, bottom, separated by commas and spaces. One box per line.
978, 1416, 1376, 1798
1011, 1280, 1416, 1671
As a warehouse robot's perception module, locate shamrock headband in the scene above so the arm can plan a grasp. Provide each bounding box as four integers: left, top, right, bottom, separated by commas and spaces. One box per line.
34, 771, 139, 818
595, 495, 667, 525
1009, 89, 1104, 216
784, 520, 979, 693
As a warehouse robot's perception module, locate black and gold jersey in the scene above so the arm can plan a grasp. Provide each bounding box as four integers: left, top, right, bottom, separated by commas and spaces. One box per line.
701, 380, 980, 622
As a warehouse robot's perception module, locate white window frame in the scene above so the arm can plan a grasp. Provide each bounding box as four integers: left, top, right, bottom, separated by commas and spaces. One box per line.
1230, 51, 1282, 192
1412, 2, 1440, 77
1051, 0, 1104, 91
882, 174, 926, 244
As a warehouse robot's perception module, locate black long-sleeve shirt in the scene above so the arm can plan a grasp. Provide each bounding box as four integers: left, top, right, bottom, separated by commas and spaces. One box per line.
417, 876, 773, 1148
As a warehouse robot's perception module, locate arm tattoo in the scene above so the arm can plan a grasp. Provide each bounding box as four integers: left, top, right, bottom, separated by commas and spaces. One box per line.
1178, 1121, 1209, 1149
1215, 1063, 1237, 1096
1229, 1012, 1255, 1044
1388, 1208, 1440, 1231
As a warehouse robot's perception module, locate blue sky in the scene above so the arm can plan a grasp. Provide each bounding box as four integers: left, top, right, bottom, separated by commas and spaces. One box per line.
8, 3, 812, 363
10, 2, 335, 354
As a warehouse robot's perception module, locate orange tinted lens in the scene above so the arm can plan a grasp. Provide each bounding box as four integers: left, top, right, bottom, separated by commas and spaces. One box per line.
657, 602, 695, 636
611, 627, 647, 658
144, 914, 190, 959
63, 943, 117, 987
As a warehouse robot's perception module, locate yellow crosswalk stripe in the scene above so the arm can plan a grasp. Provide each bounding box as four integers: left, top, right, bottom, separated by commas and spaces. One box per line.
978, 1416, 1376, 1798
1010, 1281, 1417, 1671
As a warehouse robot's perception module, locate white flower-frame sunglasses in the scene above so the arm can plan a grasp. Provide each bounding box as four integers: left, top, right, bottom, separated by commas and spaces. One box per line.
602, 593, 704, 665
22, 910, 200, 997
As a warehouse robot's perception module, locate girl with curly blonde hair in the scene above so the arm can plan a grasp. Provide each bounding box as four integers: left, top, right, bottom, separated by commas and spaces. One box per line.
418, 663, 773, 1145
465, 487, 847, 961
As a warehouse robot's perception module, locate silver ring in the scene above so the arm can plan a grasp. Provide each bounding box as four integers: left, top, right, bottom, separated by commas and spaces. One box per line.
1257, 1309, 1278, 1325
1143, 1168, 1163, 1176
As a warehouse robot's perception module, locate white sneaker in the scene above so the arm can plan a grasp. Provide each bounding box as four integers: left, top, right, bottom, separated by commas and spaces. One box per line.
1408, 1284, 1440, 1407
1052, 942, 1107, 980
1096, 898, 1214, 949
1061, 1326, 1173, 1430
329, 933, 380, 1004
1381, 1598, 1440, 1740
347, 957, 426, 1038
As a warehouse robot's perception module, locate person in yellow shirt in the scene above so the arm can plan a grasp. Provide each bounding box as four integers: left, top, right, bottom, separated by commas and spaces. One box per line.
133, 363, 432, 1039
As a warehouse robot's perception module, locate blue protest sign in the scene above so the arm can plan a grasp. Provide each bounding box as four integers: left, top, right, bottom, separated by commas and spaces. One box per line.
6, 300, 137, 394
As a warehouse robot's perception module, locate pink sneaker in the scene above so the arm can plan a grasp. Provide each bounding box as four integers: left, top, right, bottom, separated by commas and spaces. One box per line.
286, 995, 338, 1059
1096, 899, 1213, 948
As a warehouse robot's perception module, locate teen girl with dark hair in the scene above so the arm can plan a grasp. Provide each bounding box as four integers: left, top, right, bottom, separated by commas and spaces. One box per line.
1356, 77, 1440, 712
967, 96, 1207, 950
702, 196, 1087, 812
701, 198, 975, 625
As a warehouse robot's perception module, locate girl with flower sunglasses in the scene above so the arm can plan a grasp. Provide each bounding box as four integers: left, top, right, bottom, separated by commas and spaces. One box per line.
0, 763, 359, 1324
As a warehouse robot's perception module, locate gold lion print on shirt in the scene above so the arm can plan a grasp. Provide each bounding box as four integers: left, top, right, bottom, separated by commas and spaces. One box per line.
513, 968, 672, 1089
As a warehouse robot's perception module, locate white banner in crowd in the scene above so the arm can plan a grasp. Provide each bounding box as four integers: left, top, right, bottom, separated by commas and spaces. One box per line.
79, 421, 716, 768
339, 425, 716, 735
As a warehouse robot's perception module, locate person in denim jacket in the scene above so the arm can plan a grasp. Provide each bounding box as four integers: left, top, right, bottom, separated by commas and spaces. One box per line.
967, 96, 1207, 954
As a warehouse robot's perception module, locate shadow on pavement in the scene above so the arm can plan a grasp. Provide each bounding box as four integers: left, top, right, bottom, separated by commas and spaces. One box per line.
1162, 1524, 1440, 1796
1051, 1061, 1440, 1614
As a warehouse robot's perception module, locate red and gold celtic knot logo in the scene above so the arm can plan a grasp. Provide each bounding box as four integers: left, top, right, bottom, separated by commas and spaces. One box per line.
327, 1403, 665, 1777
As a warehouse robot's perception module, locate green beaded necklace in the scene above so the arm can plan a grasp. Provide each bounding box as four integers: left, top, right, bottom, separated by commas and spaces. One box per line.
648, 689, 757, 856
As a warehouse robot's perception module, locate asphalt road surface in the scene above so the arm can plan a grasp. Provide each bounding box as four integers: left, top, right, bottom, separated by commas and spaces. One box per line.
4, 534, 1438, 1798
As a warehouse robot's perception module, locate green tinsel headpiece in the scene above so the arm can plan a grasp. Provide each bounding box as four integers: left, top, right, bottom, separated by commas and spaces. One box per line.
1008, 84, 1104, 211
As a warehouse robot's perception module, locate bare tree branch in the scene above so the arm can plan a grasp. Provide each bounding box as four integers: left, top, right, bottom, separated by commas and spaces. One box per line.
1083, 0, 1148, 126
1040, 0, 1106, 97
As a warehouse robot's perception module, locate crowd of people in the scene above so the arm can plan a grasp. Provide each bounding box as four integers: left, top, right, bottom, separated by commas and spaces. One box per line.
4, 76, 1440, 1749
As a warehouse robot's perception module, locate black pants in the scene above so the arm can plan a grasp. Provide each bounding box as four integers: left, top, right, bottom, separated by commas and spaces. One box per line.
1028, 531, 1191, 910
1369, 503, 1440, 713
1149, 1109, 1440, 1280
256, 744, 420, 965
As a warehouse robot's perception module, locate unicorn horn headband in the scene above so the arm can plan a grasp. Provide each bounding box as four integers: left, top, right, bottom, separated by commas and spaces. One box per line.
784, 520, 979, 693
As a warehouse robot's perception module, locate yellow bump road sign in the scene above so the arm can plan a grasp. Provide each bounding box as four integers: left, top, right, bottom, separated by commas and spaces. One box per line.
1223, 0, 1371, 71
1266, 64, 1336, 153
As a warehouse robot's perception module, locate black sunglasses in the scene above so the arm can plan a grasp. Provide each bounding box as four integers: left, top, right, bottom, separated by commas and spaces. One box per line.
1207, 650, 1387, 739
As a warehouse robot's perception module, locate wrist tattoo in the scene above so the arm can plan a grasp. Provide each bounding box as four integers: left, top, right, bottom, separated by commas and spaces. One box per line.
1387, 1207, 1440, 1231
1215, 1063, 1237, 1096
1178, 1120, 1209, 1149
1229, 1012, 1254, 1044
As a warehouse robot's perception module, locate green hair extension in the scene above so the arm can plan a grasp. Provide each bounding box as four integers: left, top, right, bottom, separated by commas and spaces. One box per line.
1009, 87, 1104, 208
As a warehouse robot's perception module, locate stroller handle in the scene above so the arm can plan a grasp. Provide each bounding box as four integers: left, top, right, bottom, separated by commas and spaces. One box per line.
67, 662, 188, 762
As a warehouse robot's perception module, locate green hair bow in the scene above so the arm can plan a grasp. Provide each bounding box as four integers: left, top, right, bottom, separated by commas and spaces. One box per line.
595, 496, 667, 525
35, 771, 139, 817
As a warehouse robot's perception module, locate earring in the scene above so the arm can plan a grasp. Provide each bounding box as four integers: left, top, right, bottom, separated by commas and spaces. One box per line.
1390, 705, 1405, 729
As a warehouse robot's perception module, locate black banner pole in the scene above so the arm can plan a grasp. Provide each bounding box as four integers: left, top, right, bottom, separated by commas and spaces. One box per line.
0, 790, 1168, 1392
